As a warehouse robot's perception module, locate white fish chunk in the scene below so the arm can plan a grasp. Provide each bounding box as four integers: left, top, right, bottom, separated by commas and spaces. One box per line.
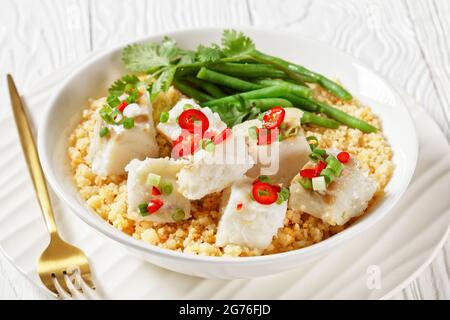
177, 132, 254, 200
244, 108, 310, 186
289, 152, 378, 225
125, 157, 191, 223
87, 92, 159, 176
216, 177, 287, 250
156, 98, 227, 142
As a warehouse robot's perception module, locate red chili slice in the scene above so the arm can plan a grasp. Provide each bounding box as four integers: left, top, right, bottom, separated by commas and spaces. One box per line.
263, 107, 285, 129
252, 181, 278, 205
315, 160, 327, 175
151, 186, 161, 196
257, 128, 279, 145
300, 168, 317, 179
117, 101, 128, 112
147, 199, 164, 214
337, 151, 350, 163
236, 203, 243, 211
178, 109, 209, 134
212, 128, 232, 145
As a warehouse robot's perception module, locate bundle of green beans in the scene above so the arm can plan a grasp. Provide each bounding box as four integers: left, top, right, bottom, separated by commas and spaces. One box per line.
173, 63, 377, 133
123, 30, 377, 132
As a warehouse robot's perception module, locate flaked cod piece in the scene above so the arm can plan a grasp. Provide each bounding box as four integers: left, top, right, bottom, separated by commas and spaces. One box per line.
156, 98, 227, 142
125, 157, 191, 223
87, 89, 159, 176
216, 177, 287, 250
236, 108, 310, 186
177, 131, 255, 200
289, 151, 378, 226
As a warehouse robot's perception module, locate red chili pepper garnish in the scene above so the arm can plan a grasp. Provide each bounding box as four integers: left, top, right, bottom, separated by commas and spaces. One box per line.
315, 160, 327, 175
212, 128, 232, 145
117, 101, 128, 112
252, 181, 279, 205
337, 151, 350, 163
178, 109, 210, 134
236, 203, 243, 211
147, 199, 164, 214
151, 186, 161, 196
263, 107, 286, 129
172, 131, 202, 157
257, 128, 279, 145
300, 168, 317, 179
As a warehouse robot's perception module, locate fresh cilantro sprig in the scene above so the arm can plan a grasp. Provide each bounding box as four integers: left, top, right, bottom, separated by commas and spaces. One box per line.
209, 95, 261, 127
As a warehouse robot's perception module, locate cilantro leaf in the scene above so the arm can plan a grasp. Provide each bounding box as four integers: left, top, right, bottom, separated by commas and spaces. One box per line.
221, 29, 255, 56
108, 75, 140, 97
210, 96, 261, 127
123, 41, 174, 72
150, 66, 177, 101
196, 44, 222, 63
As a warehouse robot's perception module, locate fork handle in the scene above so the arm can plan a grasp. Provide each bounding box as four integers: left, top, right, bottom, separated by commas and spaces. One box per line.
7, 75, 58, 235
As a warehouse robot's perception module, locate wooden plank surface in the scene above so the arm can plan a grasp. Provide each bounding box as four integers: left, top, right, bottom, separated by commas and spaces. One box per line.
0, 0, 448, 299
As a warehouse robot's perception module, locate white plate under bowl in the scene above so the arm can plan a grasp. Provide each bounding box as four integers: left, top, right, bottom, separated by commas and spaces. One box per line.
36, 28, 418, 279
1, 50, 449, 300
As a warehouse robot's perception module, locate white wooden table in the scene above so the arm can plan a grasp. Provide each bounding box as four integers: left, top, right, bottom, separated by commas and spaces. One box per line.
0, 0, 449, 300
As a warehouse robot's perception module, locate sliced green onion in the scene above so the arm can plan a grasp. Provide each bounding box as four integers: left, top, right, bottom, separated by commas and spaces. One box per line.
312, 176, 327, 192
258, 175, 270, 183
146, 173, 161, 187
183, 103, 194, 110
172, 208, 185, 221
159, 111, 170, 123
276, 187, 290, 204
306, 136, 319, 150
138, 203, 149, 216
298, 177, 312, 190
161, 181, 173, 195
202, 139, 215, 152
99, 104, 120, 125
284, 125, 300, 138
257, 112, 265, 121
122, 117, 135, 129
320, 168, 335, 184
248, 126, 258, 139
326, 155, 343, 176
309, 148, 327, 162
99, 127, 110, 138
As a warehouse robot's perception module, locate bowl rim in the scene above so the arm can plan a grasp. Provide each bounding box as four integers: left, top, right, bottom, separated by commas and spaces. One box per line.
37, 26, 418, 264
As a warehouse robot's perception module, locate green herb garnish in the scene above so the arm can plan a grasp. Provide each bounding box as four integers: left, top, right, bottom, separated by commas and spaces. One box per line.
138, 203, 149, 216
172, 208, 185, 221
160, 181, 173, 195
276, 187, 290, 204
122, 117, 135, 129
159, 111, 170, 123
99, 127, 110, 138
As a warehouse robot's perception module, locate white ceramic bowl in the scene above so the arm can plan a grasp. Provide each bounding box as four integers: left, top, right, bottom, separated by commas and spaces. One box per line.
38, 28, 418, 279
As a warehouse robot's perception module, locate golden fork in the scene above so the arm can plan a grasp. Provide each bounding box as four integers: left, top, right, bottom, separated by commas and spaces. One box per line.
7, 74, 95, 297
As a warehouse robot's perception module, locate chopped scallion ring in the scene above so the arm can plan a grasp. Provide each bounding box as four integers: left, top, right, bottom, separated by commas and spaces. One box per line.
122, 117, 135, 129
146, 173, 161, 187
99, 127, 110, 138
312, 176, 327, 192
160, 181, 173, 195
159, 111, 170, 123
172, 208, 185, 221
138, 203, 149, 216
